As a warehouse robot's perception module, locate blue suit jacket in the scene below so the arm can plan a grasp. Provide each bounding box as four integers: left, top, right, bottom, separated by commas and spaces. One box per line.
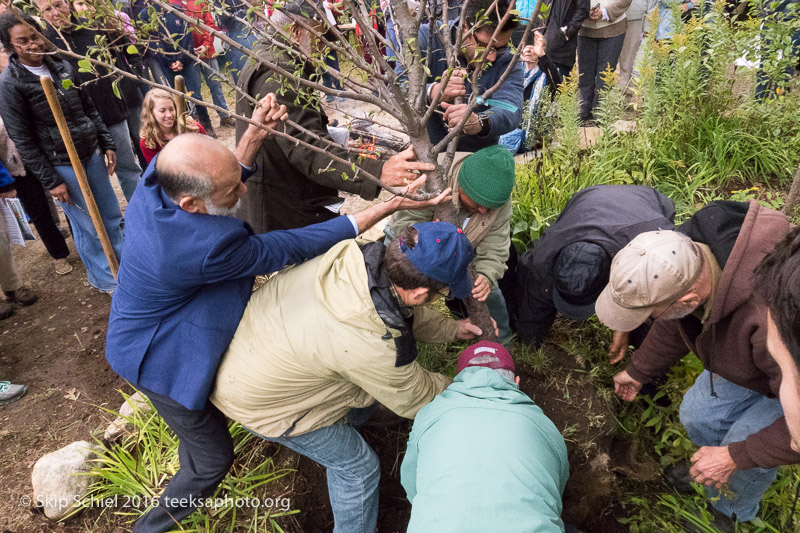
105, 159, 356, 410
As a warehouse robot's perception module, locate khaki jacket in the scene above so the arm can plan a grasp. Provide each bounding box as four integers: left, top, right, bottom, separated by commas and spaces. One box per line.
389, 152, 512, 286
210, 241, 456, 438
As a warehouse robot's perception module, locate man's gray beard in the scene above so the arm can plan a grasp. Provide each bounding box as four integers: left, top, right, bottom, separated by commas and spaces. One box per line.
204, 198, 242, 217
662, 304, 696, 321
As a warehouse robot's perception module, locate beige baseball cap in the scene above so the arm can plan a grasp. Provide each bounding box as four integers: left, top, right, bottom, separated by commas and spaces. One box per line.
595, 230, 703, 332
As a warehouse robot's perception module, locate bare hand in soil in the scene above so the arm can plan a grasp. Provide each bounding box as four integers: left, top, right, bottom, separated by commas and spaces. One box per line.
471, 274, 490, 301
609, 330, 630, 364
380, 146, 437, 187
690, 446, 736, 488
455, 317, 498, 340
613, 370, 643, 401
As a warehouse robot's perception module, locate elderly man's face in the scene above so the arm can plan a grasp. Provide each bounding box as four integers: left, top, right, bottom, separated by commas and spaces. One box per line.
204, 157, 247, 216
767, 311, 800, 453
36, 0, 72, 28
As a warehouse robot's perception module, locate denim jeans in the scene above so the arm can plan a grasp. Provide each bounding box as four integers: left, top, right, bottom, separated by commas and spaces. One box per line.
486, 286, 513, 346
248, 417, 380, 533
679, 371, 784, 522
107, 120, 142, 201
53, 151, 124, 292
198, 58, 231, 119
222, 20, 258, 84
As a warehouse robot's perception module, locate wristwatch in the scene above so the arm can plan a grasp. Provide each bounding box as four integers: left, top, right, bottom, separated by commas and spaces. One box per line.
477, 113, 491, 136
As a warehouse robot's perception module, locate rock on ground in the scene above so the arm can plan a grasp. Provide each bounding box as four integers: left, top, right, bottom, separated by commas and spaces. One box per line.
103, 390, 151, 442
31, 440, 102, 520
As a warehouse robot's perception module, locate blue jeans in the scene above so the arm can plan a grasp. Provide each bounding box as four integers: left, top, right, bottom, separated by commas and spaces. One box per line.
679, 371, 784, 521
107, 120, 142, 201
248, 416, 380, 533
223, 19, 258, 84
198, 58, 231, 119
53, 152, 124, 292
486, 286, 513, 346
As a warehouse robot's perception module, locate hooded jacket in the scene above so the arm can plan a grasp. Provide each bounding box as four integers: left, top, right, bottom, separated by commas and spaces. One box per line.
210, 240, 458, 438
235, 38, 385, 232
390, 152, 512, 286
626, 200, 799, 470
401, 366, 569, 533
0, 55, 114, 190
514, 185, 675, 346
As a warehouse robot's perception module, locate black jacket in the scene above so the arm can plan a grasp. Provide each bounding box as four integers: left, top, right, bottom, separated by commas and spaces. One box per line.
512, 185, 675, 346
542, 0, 590, 68
235, 39, 384, 232
0, 55, 115, 190
44, 21, 136, 127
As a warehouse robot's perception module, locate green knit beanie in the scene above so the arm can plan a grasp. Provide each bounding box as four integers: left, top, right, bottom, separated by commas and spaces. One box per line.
458, 145, 515, 210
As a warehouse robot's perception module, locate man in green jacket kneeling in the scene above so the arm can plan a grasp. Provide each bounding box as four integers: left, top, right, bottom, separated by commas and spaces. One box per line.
211, 222, 491, 533
401, 341, 569, 532
389, 145, 516, 344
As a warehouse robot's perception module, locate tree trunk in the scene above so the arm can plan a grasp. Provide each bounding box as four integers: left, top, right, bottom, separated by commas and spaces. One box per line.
783, 161, 800, 217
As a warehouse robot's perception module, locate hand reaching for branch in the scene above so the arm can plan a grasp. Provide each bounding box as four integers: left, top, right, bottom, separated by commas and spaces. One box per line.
249, 94, 289, 138
385, 174, 452, 210
430, 68, 467, 103
379, 145, 436, 187
613, 370, 643, 401
440, 103, 482, 135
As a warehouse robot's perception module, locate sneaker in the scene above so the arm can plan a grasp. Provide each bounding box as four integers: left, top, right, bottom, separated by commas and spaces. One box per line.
0, 381, 27, 406
218, 116, 236, 128
0, 301, 13, 320
4, 287, 38, 306
97, 287, 114, 297
55, 258, 73, 275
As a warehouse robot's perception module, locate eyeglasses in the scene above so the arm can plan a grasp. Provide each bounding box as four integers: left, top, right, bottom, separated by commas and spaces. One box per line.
644, 298, 680, 326
469, 33, 510, 56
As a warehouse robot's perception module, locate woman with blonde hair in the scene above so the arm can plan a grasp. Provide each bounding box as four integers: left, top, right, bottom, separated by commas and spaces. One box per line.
139, 89, 206, 164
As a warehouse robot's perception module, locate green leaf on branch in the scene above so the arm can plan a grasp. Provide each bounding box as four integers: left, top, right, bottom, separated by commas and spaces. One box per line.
61, 79, 74, 90
126, 44, 139, 55
77, 58, 92, 72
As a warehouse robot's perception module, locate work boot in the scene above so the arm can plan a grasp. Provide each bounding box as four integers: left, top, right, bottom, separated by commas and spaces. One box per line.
0, 301, 13, 320
4, 287, 38, 306
0, 381, 27, 406
54, 258, 73, 275
218, 116, 236, 128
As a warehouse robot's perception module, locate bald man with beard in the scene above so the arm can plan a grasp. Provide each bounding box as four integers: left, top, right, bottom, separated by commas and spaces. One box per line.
104, 95, 450, 533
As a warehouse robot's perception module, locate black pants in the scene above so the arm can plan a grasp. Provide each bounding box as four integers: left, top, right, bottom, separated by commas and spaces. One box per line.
13, 173, 69, 260
133, 387, 234, 533
577, 33, 626, 119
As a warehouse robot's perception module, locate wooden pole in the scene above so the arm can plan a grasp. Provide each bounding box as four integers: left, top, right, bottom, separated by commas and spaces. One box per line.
40, 76, 119, 277
174, 75, 187, 134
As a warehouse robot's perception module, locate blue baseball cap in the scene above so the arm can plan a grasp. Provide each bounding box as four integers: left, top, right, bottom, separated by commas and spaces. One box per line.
400, 221, 475, 299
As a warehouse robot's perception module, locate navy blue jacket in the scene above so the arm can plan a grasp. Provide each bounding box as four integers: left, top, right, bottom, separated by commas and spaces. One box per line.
400, 21, 524, 152
105, 159, 357, 410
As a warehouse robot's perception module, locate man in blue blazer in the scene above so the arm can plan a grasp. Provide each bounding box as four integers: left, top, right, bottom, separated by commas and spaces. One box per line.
105, 95, 451, 533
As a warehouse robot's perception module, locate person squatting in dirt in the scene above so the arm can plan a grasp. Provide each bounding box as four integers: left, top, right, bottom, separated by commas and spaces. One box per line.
389, 145, 516, 345
595, 201, 800, 529
104, 94, 452, 532
401, 340, 569, 532
210, 222, 495, 533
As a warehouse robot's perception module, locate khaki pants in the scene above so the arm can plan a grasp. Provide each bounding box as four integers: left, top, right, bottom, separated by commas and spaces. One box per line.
618, 18, 645, 95
0, 214, 22, 293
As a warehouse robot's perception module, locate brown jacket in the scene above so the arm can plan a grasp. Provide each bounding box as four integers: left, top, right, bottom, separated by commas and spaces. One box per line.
626, 201, 798, 470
